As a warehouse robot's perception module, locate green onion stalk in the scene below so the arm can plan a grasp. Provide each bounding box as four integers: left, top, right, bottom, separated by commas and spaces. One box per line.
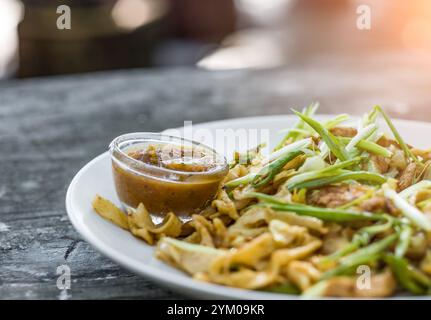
383, 254, 431, 294
383, 184, 431, 231
394, 224, 412, 258
252, 150, 303, 188
224, 138, 312, 188
374, 105, 419, 163
303, 234, 398, 297
292, 109, 349, 162
284, 157, 362, 190
320, 215, 395, 264
288, 170, 387, 190
249, 193, 383, 222
321, 234, 398, 280
274, 102, 319, 150
338, 137, 392, 158
345, 124, 377, 154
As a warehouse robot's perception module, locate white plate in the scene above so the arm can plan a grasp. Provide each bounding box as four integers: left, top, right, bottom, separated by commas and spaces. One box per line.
66, 114, 431, 299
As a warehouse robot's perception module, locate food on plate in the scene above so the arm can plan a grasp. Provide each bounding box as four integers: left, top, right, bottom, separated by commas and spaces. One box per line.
92, 195, 129, 230
94, 104, 431, 297
110, 133, 228, 220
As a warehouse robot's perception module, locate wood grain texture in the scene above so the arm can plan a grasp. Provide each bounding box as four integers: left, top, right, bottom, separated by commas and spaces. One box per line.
1, 56, 431, 299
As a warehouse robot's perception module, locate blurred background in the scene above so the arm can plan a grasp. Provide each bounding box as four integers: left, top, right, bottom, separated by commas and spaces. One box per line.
1, 0, 431, 79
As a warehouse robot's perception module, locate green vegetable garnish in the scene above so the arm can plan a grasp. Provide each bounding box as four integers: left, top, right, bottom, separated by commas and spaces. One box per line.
383, 254, 430, 294
374, 105, 419, 163
251, 195, 382, 222
321, 234, 398, 279
321, 215, 395, 264
338, 137, 392, 157
275, 102, 319, 150
252, 150, 303, 188
288, 171, 387, 190
292, 109, 349, 161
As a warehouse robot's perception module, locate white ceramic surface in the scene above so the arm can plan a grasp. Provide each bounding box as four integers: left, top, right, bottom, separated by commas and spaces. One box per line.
66, 115, 431, 299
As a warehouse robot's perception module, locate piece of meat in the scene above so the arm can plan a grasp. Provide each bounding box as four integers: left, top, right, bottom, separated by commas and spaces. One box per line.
377, 136, 399, 148
307, 184, 367, 208
370, 155, 390, 173
359, 196, 400, 215
406, 232, 428, 260
360, 196, 386, 212
397, 163, 418, 191
385, 198, 401, 216
329, 126, 358, 138
378, 136, 415, 155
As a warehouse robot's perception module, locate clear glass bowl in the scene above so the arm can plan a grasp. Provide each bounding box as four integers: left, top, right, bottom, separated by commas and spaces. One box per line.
109, 132, 228, 222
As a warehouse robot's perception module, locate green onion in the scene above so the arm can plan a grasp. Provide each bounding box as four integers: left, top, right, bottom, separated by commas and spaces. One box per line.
409, 266, 431, 288
246, 191, 286, 204
253, 200, 382, 222
275, 102, 318, 150
374, 105, 419, 163
292, 109, 349, 161
301, 281, 329, 298
224, 138, 311, 188
224, 174, 256, 189
266, 138, 312, 164
265, 282, 300, 295
320, 215, 395, 263
338, 137, 392, 157
383, 184, 431, 231
321, 242, 362, 265
395, 224, 412, 258
288, 171, 387, 190
252, 150, 303, 188
357, 140, 392, 157
297, 155, 328, 173
337, 233, 397, 265
321, 234, 397, 279
285, 157, 361, 189
383, 254, 428, 294
319, 142, 330, 160
360, 214, 397, 234
359, 107, 379, 130
345, 124, 377, 153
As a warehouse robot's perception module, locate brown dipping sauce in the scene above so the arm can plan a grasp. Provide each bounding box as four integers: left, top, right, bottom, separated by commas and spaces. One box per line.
111, 142, 228, 219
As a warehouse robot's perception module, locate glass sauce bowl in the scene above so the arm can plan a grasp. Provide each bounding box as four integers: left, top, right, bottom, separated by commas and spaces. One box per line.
109, 133, 228, 223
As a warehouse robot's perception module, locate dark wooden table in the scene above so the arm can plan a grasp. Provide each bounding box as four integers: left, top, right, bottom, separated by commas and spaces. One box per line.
1, 55, 431, 299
